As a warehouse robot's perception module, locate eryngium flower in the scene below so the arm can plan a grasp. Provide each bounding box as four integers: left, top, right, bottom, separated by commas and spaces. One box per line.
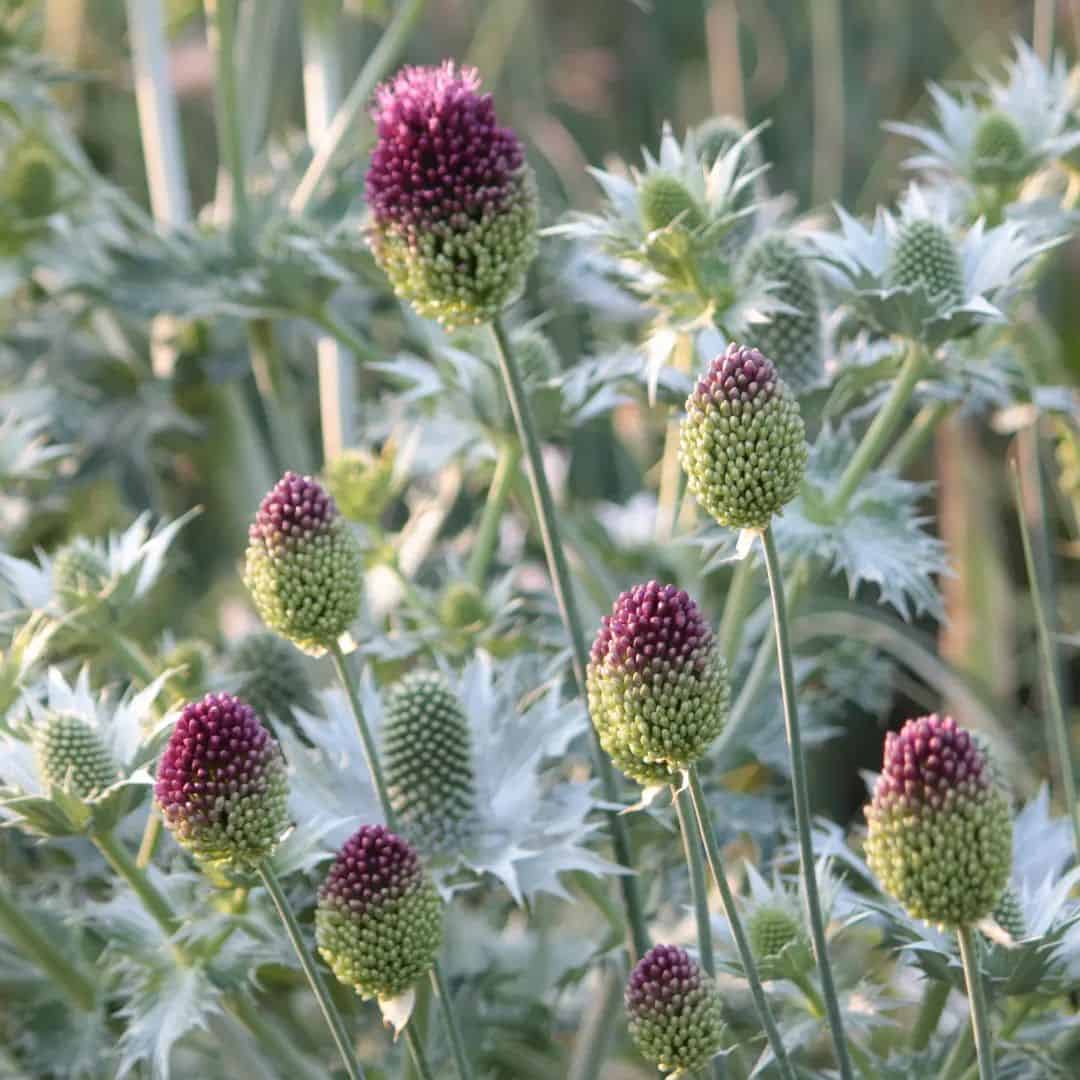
384, 671, 477, 852
886, 219, 964, 310
971, 111, 1027, 186
324, 449, 395, 527
366, 62, 538, 327
993, 884, 1026, 940
739, 234, 824, 394
243, 472, 363, 655
680, 344, 807, 530
747, 905, 804, 963
639, 175, 704, 233
438, 581, 489, 631
155, 693, 290, 870
230, 631, 318, 734
51, 545, 108, 604
865, 714, 1012, 928
316, 825, 442, 1001
587, 582, 728, 786
34, 714, 118, 797
626, 944, 724, 1075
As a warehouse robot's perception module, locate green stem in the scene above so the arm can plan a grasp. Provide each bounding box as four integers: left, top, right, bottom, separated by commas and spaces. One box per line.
256, 861, 364, 1080
404, 1025, 436, 1080
883, 400, 952, 473
957, 999, 1036, 1080
429, 965, 473, 1080
957, 926, 995, 1080
488, 315, 650, 964
791, 971, 825, 1018
467, 442, 522, 586
92, 829, 180, 939
718, 556, 756, 670
686, 766, 796, 1080
760, 526, 853, 1080
227, 992, 326, 1080
942, 1024, 975, 1080
1012, 460, 1080, 857
828, 342, 928, 515
0, 886, 97, 1010
911, 979, 950, 1052
247, 317, 312, 475
403, 978, 433, 1080
136, 812, 164, 869
566, 964, 623, 1080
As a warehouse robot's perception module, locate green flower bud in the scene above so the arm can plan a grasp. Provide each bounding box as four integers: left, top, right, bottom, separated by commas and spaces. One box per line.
992, 885, 1026, 940
52, 545, 109, 604
4, 145, 58, 220
438, 582, 489, 632
163, 639, 211, 702
639, 175, 705, 233
324, 449, 395, 527
887, 219, 964, 309
972, 111, 1027, 186
35, 713, 117, 797
747, 905, 804, 963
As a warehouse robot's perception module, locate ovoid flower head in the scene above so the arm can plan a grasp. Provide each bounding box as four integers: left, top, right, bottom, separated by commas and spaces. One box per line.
625, 944, 724, 1075
155, 693, 290, 871
35, 713, 118, 798
865, 713, 1012, 928
316, 824, 443, 1001
243, 472, 363, 655
886, 218, 964, 310
747, 905, 805, 964
680, 343, 807, 530
366, 61, 538, 327
971, 111, 1027, 186
587, 582, 728, 786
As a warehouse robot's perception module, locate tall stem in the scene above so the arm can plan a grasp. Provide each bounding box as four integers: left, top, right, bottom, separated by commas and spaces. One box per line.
911, 978, 950, 1051
957, 926, 995, 1080
429, 965, 473, 1080
404, 1026, 436, 1080
92, 829, 179, 939
247, 317, 313, 474
0, 886, 97, 1010
686, 767, 796, 1080
488, 315, 650, 963
884, 400, 952, 473
467, 442, 521, 586
759, 526, 853, 1080
256, 861, 364, 1080
718, 556, 755, 670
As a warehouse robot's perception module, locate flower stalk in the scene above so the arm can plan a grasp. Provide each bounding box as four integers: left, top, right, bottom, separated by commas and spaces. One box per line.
957, 926, 996, 1080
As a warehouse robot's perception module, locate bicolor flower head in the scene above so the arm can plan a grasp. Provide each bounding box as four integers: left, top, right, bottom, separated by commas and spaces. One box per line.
155, 693, 290, 871
587, 582, 728, 786
229, 631, 320, 737
316, 824, 442, 1001
865, 714, 1012, 928
383, 671, 477, 852
243, 472, 363, 655
366, 61, 538, 327
625, 944, 724, 1076
680, 343, 807, 531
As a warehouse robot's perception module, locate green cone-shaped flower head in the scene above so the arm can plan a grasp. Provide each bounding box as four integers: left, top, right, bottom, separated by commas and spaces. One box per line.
366, 62, 538, 327
626, 944, 724, 1075
865, 713, 1012, 928
52, 545, 109, 604
244, 472, 363, 655
324, 449, 395, 527
747, 904, 804, 963
887, 219, 964, 309
992, 884, 1026, 940
384, 671, 477, 851
316, 824, 443, 1001
155, 693, 290, 870
4, 144, 58, 220
587, 582, 728, 786
640, 174, 705, 233
230, 631, 317, 732
35, 713, 117, 798
972, 111, 1027, 186
438, 581, 489, 631
680, 343, 807, 530
739, 234, 824, 393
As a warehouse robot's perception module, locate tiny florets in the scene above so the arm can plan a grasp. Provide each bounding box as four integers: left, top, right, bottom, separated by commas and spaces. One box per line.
35, 714, 117, 798
887, 219, 964, 310
972, 111, 1027, 186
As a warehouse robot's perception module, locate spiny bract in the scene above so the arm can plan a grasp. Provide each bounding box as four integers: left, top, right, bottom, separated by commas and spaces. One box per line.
34, 713, 117, 798
886, 219, 964, 309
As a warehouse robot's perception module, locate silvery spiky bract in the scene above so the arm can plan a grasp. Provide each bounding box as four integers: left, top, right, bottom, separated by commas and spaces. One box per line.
587, 581, 728, 786
316, 824, 442, 1001
366, 62, 537, 327
865, 714, 1012, 928
680, 343, 807, 530
625, 944, 725, 1075
243, 472, 363, 655
0, 412, 67, 484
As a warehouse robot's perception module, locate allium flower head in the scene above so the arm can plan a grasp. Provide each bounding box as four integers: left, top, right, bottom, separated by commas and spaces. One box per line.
34, 713, 118, 798
316, 824, 442, 1001
625, 944, 724, 1075
155, 693, 290, 871
243, 472, 363, 655
366, 61, 538, 327
680, 343, 807, 530
587, 582, 728, 786
865, 713, 1012, 928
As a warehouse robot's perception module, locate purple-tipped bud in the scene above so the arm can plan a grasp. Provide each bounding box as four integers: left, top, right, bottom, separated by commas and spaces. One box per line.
865, 714, 1012, 927
625, 944, 724, 1074
587, 582, 728, 786
316, 825, 442, 1001
155, 693, 289, 870
365, 62, 537, 327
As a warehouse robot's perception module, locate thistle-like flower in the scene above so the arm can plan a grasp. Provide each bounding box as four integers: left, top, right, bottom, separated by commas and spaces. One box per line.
34, 713, 118, 798
625, 944, 725, 1076
680, 343, 807, 531
324, 448, 396, 527
365, 61, 538, 327
437, 581, 490, 632
316, 824, 442, 1001
155, 693, 290, 871
587, 581, 728, 786
865, 714, 1012, 928
243, 472, 363, 655
229, 631, 320, 736
748, 906, 804, 966
886, 218, 964, 309
383, 670, 477, 852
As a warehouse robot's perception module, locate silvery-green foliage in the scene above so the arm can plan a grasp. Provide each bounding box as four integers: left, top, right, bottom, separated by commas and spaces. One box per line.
0, 412, 68, 485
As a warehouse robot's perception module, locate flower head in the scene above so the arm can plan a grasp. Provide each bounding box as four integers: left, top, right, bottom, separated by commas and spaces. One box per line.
366, 61, 537, 327
34, 713, 118, 798
587, 582, 728, 786
229, 631, 320, 737
625, 944, 724, 1075
316, 824, 442, 1001
324, 448, 396, 527
155, 693, 290, 871
865, 713, 1012, 927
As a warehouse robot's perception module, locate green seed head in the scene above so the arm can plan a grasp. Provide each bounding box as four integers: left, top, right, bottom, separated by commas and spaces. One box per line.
52, 545, 109, 604
887, 219, 964, 310
971, 111, 1027, 186
694, 116, 748, 172
639, 174, 705, 234
438, 581, 489, 632
163, 639, 211, 702
324, 450, 395, 527
992, 885, 1026, 940
4, 145, 58, 220
35, 713, 117, 798
747, 905, 804, 963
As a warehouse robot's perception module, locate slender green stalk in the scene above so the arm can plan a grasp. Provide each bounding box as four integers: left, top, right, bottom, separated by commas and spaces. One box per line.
488, 315, 650, 963
718, 556, 756, 670
957, 926, 995, 1080
686, 767, 796, 1080
403, 979, 433, 1080
828, 342, 928, 515
247, 317, 313, 474
884, 400, 952, 473
404, 1025, 436, 1080
759, 526, 853, 1080
1012, 461, 1080, 856
467, 442, 522, 586
808, 0, 845, 206
911, 979, 950, 1051
429, 965, 473, 1080
93, 829, 179, 939
566, 965, 624, 1080
0, 886, 97, 1010
256, 861, 364, 1080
